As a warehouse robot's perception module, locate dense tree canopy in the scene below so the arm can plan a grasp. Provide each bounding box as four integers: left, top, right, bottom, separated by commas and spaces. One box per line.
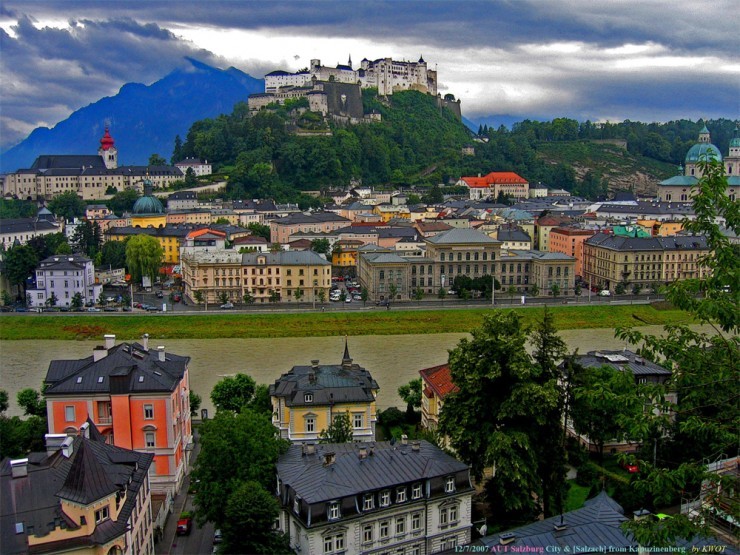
125, 235, 163, 284
210, 373, 257, 413
47, 191, 86, 220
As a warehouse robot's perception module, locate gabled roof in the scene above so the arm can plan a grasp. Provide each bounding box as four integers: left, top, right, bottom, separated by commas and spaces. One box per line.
460, 171, 529, 188
186, 228, 226, 240
55, 440, 119, 505
419, 364, 458, 399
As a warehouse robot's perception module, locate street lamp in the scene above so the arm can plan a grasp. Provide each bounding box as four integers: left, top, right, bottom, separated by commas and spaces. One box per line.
441, 274, 445, 305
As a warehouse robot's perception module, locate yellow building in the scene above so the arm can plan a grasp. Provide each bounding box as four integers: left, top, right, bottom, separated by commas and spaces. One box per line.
180, 249, 331, 305
269, 341, 379, 443
1, 424, 154, 555
129, 180, 167, 229
331, 239, 364, 267
636, 219, 684, 237
106, 225, 192, 265
372, 204, 410, 222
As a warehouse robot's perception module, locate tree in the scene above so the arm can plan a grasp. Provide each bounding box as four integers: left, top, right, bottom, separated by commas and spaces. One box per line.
631, 283, 642, 295
148, 153, 167, 166
5, 245, 38, 298
438, 287, 447, 300
439, 311, 561, 521
360, 286, 369, 306
413, 288, 424, 301
0, 389, 8, 414
550, 283, 561, 298
71, 292, 84, 310
210, 374, 256, 413
100, 240, 127, 270
107, 188, 139, 216
317, 289, 326, 304
45, 292, 58, 307
125, 235, 163, 284
615, 157, 739, 544
192, 409, 290, 526
214, 217, 230, 224
48, 191, 85, 220
574, 283, 582, 298
388, 283, 398, 301
507, 285, 517, 304
269, 289, 280, 303
17, 388, 46, 417
529, 283, 540, 297
243, 291, 255, 305
193, 290, 204, 304
422, 184, 444, 204
310, 238, 330, 255
293, 288, 303, 302
1, 290, 12, 307
171, 135, 183, 165
247, 384, 273, 415
189, 391, 202, 417
398, 378, 422, 420
319, 411, 353, 443
71, 220, 102, 257
97, 290, 108, 307
221, 481, 290, 554
247, 223, 271, 241
615, 282, 626, 295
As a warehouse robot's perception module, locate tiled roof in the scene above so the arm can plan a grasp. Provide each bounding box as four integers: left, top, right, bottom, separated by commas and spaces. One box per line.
419, 364, 458, 399
45, 341, 189, 396
186, 228, 226, 239
277, 440, 469, 504
460, 171, 529, 188
585, 233, 708, 252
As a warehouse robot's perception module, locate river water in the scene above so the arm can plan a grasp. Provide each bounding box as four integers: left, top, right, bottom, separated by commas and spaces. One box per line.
0, 326, 695, 418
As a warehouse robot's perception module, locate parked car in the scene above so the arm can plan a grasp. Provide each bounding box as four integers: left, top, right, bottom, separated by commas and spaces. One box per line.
104, 307, 118, 312
87, 307, 101, 312
176, 515, 193, 535
353, 294, 362, 301
213, 529, 223, 544
599, 290, 611, 297
375, 300, 389, 307
172, 293, 182, 302
156, 291, 164, 298
344, 296, 352, 303
220, 302, 234, 309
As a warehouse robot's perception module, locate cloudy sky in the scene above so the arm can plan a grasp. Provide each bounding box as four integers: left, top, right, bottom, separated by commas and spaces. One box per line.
1, 0, 738, 149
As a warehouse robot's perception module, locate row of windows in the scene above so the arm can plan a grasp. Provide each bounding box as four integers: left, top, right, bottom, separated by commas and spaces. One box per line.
66, 403, 155, 422
362, 512, 424, 544
439, 251, 494, 262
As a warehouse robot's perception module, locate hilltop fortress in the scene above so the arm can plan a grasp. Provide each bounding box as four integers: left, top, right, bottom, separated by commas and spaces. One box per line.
248, 56, 460, 123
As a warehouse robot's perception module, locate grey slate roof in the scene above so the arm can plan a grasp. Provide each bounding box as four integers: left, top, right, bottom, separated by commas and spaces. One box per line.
585, 233, 708, 252
426, 228, 499, 245
37, 254, 92, 271
0, 218, 59, 235
479, 489, 735, 553
574, 350, 671, 377
277, 440, 469, 504
272, 212, 349, 225
240, 250, 330, 266
45, 341, 189, 395
269, 347, 378, 407
0, 432, 152, 555
31, 155, 106, 170
497, 228, 532, 242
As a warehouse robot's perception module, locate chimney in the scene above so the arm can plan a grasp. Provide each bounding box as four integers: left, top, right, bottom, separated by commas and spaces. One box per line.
358, 446, 368, 459
323, 452, 336, 466
141, 333, 149, 351
104, 334, 115, 350
306, 443, 316, 456
311, 359, 320, 370
633, 509, 651, 521
45, 433, 68, 455
411, 441, 421, 452
79, 421, 90, 439
10, 459, 28, 478
157, 346, 166, 362
553, 516, 567, 531
499, 532, 516, 545
93, 346, 108, 362
401, 434, 408, 445
61, 436, 75, 458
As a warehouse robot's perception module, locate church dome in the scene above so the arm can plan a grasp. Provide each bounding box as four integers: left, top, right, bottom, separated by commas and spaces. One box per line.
685, 143, 722, 164
132, 181, 163, 214
99, 127, 115, 151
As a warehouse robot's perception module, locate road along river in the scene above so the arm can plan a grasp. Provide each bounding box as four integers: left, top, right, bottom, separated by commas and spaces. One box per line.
0, 325, 700, 417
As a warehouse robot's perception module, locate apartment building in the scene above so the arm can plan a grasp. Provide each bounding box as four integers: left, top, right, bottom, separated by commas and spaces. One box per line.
456, 171, 530, 201
27, 254, 101, 309
548, 227, 596, 278
43, 335, 192, 499
276, 440, 472, 555
270, 213, 350, 245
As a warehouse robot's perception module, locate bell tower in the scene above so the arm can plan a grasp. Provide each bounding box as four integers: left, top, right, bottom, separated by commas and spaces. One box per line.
98, 127, 118, 169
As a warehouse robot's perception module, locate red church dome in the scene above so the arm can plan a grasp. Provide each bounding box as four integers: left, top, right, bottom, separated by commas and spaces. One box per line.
99, 127, 115, 151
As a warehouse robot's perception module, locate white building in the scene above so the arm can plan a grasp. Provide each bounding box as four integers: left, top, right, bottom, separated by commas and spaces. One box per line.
27, 254, 101, 308
174, 157, 212, 177
276, 440, 473, 555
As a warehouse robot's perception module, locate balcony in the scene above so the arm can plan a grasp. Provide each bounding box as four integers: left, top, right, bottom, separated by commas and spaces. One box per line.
97, 415, 112, 425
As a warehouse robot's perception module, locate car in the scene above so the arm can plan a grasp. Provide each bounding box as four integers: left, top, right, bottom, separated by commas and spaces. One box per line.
172, 293, 182, 302
220, 302, 234, 309
375, 300, 389, 307
104, 307, 118, 312
213, 529, 223, 544
146, 306, 161, 312
353, 294, 362, 301
176, 515, 193, 536
156, 291, 164, 298
620, 460, 639, 474
344, 296, 352, 303
122, 306, 132, 312
599, 290, 611, 297
87, 307, 101, 312
105, 296, 115, 303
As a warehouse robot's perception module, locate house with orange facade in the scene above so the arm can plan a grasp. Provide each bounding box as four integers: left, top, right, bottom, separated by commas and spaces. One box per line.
43, 334, 192, 500
549, 227, 596, 278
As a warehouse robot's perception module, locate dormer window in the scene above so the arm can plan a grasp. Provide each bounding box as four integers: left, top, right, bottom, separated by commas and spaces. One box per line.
363, 493, 374, 510
445, 476, 455, 493
396, 487, 407, 503
328, 501, 340, 520
293, 496, 301, 514
94, 506, 109, 523
380, 490, 391, 507
304, 393, 313, 403
412, 483, 422, 499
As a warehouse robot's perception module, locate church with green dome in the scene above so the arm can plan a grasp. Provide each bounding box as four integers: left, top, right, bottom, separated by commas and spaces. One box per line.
658, 123, 739, 202
130, 179, 167, 228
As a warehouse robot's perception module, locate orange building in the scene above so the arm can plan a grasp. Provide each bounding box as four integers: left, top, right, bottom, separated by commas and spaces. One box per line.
457, 171, 530, 201
419, 363, 458, 431
549, 227, 596, 278
43, 334, 192, 500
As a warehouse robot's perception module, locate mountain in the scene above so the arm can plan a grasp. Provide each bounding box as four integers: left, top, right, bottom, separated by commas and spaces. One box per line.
0, 58, 264, 173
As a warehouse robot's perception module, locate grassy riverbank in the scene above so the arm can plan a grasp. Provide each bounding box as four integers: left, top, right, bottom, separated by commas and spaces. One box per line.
0, 304, 693, 341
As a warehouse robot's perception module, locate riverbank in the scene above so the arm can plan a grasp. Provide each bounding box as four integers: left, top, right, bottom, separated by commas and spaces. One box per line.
0, 303, 692, 340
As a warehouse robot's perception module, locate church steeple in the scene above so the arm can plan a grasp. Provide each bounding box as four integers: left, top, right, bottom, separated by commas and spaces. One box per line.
341, 336, 353, 368
348, 54, 352, 68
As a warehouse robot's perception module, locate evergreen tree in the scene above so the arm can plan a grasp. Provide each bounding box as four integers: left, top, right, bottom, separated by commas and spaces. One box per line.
319, 411, 353, 443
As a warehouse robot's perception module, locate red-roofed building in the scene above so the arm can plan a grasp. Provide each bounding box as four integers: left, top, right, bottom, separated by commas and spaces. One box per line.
457, 171, 530, 201
419, 363, 459, 431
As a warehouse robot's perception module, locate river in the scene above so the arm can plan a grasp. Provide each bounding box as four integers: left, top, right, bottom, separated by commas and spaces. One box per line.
0, 326, 694, 418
